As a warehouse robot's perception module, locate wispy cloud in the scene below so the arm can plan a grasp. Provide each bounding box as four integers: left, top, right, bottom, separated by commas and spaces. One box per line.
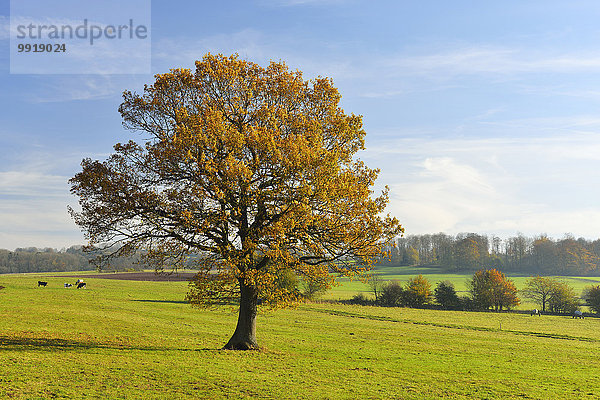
24, 75, 135, 103
0, 152, 84, 249
388, 45, 600, 77
421, 157, 495, 195
0, 171, 69, 197
153, 29, 268, 70
0, 16, 9, 40
360, 89, 405, 99
259, 0, 350, 6
361, 131, 600, 239
152, 29, 361, 83
0, 196, 83, 250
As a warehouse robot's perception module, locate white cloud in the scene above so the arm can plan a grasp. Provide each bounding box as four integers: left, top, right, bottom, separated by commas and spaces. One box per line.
0, 149, 89, 250
0, 171, 69, 197
0, 179, 84, 250
388, 45, 600, 77
360, 89, 405, 99
25, 75, 132, 103
421, 157, 495, 195
362, 132, 600, 239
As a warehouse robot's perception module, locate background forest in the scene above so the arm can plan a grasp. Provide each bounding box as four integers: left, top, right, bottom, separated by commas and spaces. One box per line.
383, 233, 600, 276
2, 232, 600, 276
0, 246, 144, 274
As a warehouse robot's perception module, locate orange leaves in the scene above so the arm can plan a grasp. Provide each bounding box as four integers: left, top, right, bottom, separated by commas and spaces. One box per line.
71, 53, 403, 310
469, 268, 519, 311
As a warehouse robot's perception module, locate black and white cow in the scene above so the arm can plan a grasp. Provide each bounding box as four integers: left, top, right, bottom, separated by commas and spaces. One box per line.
530, 309, 541, 316
76, 282, 86, 289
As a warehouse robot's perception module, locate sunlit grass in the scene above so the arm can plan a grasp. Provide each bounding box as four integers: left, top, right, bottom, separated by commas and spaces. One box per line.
1, 273, 599, 399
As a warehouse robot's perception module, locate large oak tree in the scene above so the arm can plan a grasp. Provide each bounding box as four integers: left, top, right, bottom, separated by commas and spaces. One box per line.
69, 54, 402, 350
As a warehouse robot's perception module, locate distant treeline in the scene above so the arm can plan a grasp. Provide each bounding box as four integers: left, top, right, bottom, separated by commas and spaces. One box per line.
383, 233, 600, 276
0, 246, 146, 274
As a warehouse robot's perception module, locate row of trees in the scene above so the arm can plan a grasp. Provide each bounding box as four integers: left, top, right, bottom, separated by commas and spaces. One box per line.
366, 274, 434, 308
0, 246, 147, 274
361, 269, 519, 311
361, 269, 599, 314
385, 233, 600, 275
0, 247, 90, 274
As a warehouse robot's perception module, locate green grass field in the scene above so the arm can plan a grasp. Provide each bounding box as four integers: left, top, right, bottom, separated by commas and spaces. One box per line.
1, 272, 600, 399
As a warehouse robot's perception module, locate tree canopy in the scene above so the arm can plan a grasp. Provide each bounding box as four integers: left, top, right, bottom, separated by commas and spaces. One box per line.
521, 276, 556, 312
404, 274, 432, 307
434, 281, 461, 310
468, 268, 519, 311
69, 54, 402, 350
583, 285, 600, 314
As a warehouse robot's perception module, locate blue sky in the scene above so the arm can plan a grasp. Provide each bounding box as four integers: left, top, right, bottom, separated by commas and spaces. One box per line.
2, 0, 600, 249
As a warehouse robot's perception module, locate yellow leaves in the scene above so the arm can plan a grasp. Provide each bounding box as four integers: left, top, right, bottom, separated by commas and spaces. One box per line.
72, 53, 403, 311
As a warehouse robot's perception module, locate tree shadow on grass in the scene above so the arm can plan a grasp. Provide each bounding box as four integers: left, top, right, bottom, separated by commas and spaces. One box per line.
0, 335, 221, 352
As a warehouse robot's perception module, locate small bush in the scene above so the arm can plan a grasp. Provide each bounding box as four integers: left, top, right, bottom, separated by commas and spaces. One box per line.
583, 285, 600, 314
276, 269, 300, 293
404, 275, 432, 308
348, 293, 371, 305
435, 281, 461, 310
379, 281, 404, 307
459, 295, 476, 311
302, 276, 329, 300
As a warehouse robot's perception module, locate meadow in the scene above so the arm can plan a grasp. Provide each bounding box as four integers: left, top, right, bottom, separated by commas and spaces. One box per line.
1, 272, 599, 399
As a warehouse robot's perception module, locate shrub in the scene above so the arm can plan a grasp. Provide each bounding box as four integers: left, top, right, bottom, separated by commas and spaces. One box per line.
459, 295, 476, 311
583, 285, 600, 314
367, 274, 384, 303
435, 281, 461, 310
404, 274, 432, 307
276, 269, 300, 294
547, 280, 579, 314
379, 281, 404, 306
348, 293, 371, 305
301, 275, 329, 300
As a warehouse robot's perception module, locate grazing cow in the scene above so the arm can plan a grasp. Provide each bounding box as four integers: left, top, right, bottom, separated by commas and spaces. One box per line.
573, 310, 584, 319
37, 281, 47, 287
76, 282, 86, 289
64, 283, 72, 288
530, 309, 541, 316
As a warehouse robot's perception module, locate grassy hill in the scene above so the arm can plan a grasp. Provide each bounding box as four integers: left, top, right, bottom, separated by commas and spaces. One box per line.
0, 273, 599, 399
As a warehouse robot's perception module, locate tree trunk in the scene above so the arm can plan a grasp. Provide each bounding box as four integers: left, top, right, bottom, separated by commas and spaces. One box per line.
223, 281, 259, 350
542, 297, 546, 312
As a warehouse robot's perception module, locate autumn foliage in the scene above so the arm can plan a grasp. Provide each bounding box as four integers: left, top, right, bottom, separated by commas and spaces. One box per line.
468, 268, 520, 311
69, 54, 402, 349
